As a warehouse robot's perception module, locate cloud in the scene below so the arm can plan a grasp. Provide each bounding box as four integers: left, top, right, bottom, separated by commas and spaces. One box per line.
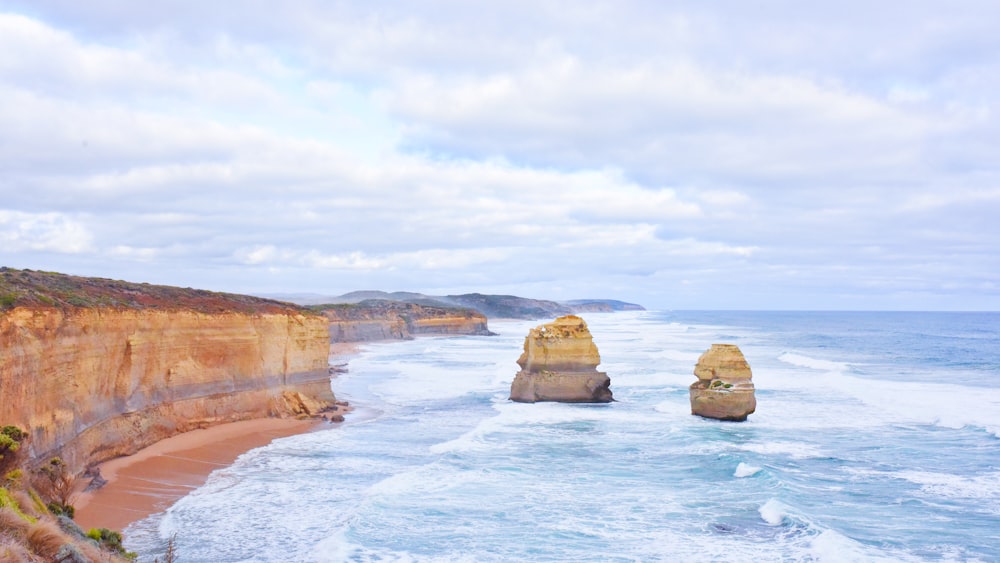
0, 211, 94, 253
0, 4, 997, 309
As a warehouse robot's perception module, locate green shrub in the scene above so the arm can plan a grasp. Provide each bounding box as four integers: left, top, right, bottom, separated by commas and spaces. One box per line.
0, 426, 26, 467
46, 501, 75, 519
4, 469, 23, 485
1, 426, 26, 443
0, 487, 35, 522
87, 527, 135, 559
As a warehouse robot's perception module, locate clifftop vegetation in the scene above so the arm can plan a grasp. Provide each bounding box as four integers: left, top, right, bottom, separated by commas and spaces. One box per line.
0, 268, 305, 315
310, 299, 484, 321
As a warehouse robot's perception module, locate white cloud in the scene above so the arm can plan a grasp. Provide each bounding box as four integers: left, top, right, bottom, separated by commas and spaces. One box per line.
0, 4, 997, 310
0, 211, 94, 254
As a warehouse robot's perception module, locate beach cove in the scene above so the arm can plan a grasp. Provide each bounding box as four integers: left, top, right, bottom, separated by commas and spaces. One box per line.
123, 311, 1000, 562
72, 343, 362, 533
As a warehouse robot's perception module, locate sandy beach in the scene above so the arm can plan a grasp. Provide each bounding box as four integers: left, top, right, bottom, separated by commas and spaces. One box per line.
71, 417, 329, 532
71, 345, 362, 533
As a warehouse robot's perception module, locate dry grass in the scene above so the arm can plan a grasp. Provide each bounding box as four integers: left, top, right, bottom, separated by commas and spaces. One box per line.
24, 519, 69, 560
0, 535, 36, 562
6, 495, 37, 522
0, 508, 30, 537
73, 537, 108, 562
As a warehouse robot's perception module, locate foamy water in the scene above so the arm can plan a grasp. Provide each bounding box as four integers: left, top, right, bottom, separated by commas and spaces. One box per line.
125, 311, 1000, 561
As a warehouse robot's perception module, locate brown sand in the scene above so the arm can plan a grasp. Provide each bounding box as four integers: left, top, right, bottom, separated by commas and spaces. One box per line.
72, 416, 331, 533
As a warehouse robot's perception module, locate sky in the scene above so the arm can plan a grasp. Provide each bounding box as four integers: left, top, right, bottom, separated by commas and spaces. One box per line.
1, 1, 998, 310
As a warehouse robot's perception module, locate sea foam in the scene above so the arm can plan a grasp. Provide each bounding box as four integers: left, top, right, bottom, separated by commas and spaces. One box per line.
734, 462, 762, 478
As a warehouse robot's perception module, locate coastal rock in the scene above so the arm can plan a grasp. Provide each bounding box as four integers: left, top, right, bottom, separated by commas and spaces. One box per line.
689, 344, 756, 421
318, 300, 493, 342
509, 315, 612, 403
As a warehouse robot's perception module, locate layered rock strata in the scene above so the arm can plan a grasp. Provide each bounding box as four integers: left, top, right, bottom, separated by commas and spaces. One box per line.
317, 300, 493, 342
689, 344, 756, 421
509, 315, 612, 403
0, 305, 333, 476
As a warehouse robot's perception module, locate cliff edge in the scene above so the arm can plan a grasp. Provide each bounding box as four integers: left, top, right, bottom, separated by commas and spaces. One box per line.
0, 268, 334, 476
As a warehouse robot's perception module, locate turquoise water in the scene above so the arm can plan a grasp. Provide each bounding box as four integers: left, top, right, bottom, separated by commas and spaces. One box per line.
126, 311, 1000, 561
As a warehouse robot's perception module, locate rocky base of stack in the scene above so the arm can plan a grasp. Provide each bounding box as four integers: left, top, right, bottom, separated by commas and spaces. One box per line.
510, 370, 612, 403
688, 381, 756, 421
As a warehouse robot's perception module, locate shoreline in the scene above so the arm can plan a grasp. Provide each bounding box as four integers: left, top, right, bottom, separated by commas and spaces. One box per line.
71, 415, 341, 533
72, 343, 363, 534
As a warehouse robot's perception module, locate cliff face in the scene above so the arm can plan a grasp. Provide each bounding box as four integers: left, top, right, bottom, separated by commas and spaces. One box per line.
0, 306, 332, 474
509, 315, 613, 403
316, 300, 493, 342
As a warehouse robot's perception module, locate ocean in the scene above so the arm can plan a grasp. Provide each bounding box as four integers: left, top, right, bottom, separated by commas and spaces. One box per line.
125, 311, 1000, 562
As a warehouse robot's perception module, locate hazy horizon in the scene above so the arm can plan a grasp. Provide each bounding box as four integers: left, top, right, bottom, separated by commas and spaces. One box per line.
1, 1, 998, 311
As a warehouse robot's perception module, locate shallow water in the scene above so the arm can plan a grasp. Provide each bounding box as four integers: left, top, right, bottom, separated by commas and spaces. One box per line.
126, 311, 1000, 562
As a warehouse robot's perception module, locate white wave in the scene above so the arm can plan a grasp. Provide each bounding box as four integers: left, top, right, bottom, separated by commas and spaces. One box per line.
368, 358, 505, 403
758, 498, 791, 526
736, 442, 826, 459
768, 351, 1000, 437
656, 349, 702, 363
808, 529, 918, 563
778, 352, 850, 372
366, 465, 481, 499
431, 400, 666, 454
734, 462, 762, 478
893, 470, 1000, 501
823, 373, 1000, 438
313, 529, 459, 563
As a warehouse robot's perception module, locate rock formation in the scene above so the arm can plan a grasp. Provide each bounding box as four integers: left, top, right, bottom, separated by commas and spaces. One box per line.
509, 315, 612, 403
689, 344, 756, 421
0, 269, 335, 476
316, 300, 494, 342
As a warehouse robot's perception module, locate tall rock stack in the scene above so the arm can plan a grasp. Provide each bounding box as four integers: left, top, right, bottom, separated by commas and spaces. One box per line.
509, 315, 613, 403
689, 344, 756, 421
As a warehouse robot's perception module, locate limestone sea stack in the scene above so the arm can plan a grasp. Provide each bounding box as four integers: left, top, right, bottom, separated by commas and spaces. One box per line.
689, 344, 756, 421
509, 315, 613, 403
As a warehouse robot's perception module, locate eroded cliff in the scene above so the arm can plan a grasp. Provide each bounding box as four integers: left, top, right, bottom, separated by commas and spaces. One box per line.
315, 300, 494, 342
0, 269, 334, 475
